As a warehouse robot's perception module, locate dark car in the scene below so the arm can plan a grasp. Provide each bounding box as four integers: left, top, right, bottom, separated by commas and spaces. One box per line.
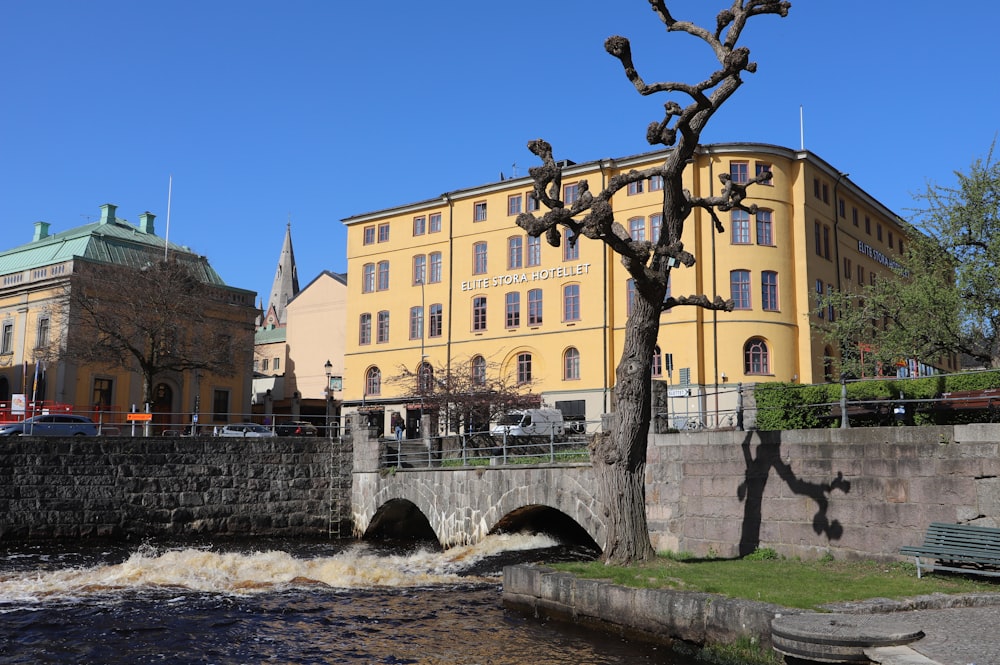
0, 414, 98, 437
275, 421, 319, 437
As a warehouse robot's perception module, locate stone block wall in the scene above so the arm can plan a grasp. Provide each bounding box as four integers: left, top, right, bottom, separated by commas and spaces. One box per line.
646, 424, 1000, 560
0, 436, 352, 541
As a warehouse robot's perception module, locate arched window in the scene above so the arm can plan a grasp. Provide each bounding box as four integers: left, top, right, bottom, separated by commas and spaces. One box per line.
563, 347, 580, 380
744, 338, 770, 375
471, 355, 486, 386
651, 345, 662, 377
418, 362, 434, 393
365, 366, 382, 396
362, 263, 375, 293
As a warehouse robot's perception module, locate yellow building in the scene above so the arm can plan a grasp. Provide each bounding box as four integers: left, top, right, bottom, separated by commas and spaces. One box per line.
342, 143, 938, 431
0, 203, 257, 429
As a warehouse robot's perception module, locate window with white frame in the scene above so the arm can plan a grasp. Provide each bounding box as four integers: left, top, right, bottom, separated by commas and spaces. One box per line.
474, 201, 487, 222
508, 236, 523, 269
505, 292, 520, 328
473, 242, 487, 274
563, 347, 580, 380
376, 311, 389, 343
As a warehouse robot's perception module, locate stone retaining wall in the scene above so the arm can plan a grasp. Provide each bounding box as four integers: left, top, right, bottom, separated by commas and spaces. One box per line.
646, 424, 1000, 560
0, 437, 352, 541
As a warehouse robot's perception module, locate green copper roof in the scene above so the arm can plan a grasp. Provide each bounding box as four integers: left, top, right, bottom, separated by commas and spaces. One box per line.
254, 325, 287, 345
0, 207, 227, 286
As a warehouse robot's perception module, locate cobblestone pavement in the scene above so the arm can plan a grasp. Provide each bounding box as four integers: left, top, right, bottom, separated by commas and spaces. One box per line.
895, 605, 1000, 665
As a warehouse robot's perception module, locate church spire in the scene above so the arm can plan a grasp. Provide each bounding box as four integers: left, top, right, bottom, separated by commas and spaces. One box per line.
266, 221, 299, 326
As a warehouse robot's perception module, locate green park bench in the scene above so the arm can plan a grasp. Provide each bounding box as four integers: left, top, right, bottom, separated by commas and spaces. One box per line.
900, 522, 1000, 578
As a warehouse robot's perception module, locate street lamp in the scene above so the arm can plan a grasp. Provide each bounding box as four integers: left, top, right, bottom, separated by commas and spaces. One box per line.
324, 359, 333, 439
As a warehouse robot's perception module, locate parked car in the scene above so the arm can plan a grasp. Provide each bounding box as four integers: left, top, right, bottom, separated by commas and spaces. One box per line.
0, 414, 98, 437
217, 422, 275, 438
275, 421, 318, 437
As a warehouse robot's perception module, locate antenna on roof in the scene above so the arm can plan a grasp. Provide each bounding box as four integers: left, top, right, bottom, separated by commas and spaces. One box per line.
164, 174, 173, 261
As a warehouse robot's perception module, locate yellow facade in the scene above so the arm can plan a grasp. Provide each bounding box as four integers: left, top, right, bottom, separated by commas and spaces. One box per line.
342, 143, 922, 429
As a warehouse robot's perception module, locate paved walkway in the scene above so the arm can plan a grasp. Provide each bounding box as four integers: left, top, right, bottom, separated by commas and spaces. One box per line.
869, 604, 1000, 665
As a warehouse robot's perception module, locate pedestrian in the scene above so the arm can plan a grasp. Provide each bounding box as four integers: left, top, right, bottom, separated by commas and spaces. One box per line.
393, 413, 404, 442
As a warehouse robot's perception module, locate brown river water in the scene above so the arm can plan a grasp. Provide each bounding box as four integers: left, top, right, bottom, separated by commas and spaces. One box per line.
0, 535, 701, 664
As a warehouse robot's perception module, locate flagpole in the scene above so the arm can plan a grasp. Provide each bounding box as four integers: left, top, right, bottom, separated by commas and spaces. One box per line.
165, 174, 173, 261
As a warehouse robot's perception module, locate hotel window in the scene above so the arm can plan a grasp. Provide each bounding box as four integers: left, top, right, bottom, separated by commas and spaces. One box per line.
472, 296, 487, 331
651, 346, 663, 377
376, 311, 390, 343
843, 257, 852, 280
649, 174, 664, 191
362, 264, 375, 293
732, 210, 751, 244
474, 201, 487, 222
813, 178, 821, 199
629, 217, 646, 242
409, 306, 423, 340
527, 192, 540, 212
865, 215, 871, 235
761, 271, 778, 311
471, 355, 486, 386
838, 198, 845, 218
507, 236, 523, 269
852, 207, 859, 227
261, 358, 269, 371
365, 367, 382, 396
527, 288, 543, 325
517, 352, 533, 384
505, 292, 520, 328
823, 225, 831, 259
627, 179, 644, 196
527, 235, 541, 266
857, 265, 864, 286
413, 216, 426, 236
877, 222, 883, 241
363, 225, 376, 245
563, 228, 579, 261
418, 363, 434, 393
36, 316, 49, 349
888, 230, 894, 248
508, 194, 522, 216
731, 270, 751, 310
827, 284, 835, 321
755, 161, 772, 184
429, 212, 442, 233
649, 213, 662, 243
870, 272, 876, 286
93, 378, 113, 410
563, 183, 579, 205
822, 182, 829, 203
626, 279, 636, 316
816, 279, 825, 318
429, 252, 442, 283
744, 338, 770, 375
413, 254, 426, 284
563, 347, 581, 380
212, 389, 230, 422
814, 222, 822, 257
473, 242, 488, 274
429, 303, 443, 337
730, 160, 749, 185
376, 260, 389, 290
563, 283, 580, 321
755, 210, 773, 245
898, 240, 905, 256
378, 223, 390, 242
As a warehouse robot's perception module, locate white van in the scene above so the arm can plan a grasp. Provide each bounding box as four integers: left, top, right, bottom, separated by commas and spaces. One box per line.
491, 408, 565, 438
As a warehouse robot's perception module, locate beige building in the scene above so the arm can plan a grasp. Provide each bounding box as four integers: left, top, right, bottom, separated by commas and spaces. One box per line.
340, 142, 943, 432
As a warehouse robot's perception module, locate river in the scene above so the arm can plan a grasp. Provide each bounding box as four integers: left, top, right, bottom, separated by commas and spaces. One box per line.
0, 536, 701, 665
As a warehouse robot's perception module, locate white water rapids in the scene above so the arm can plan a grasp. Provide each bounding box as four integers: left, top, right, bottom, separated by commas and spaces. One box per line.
0, 533, 559, 604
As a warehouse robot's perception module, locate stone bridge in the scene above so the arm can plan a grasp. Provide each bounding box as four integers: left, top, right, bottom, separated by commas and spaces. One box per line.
350, 421, 604, 549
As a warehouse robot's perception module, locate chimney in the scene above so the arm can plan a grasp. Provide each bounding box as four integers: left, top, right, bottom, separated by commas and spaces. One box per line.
99, 203, 117, 225
33, 221, 50, 241
139, 211, 156, 235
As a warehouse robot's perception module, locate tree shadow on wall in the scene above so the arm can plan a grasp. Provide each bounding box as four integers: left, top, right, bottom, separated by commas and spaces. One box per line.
736, 434, 851, 557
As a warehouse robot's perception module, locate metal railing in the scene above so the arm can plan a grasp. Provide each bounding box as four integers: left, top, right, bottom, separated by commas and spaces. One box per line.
379, 424, 598, 470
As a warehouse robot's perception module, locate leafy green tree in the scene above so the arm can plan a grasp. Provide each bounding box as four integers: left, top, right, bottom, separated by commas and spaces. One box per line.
518, 1, 790, 564
819, 146, 1000, 375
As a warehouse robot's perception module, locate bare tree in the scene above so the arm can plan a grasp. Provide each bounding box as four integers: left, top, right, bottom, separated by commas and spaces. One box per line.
517, 1, 790, 564
389, 355, 541, 437
65, 258, 254, 408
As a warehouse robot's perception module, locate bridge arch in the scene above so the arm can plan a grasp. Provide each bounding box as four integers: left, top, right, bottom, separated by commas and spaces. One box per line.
354, 466, 604, 550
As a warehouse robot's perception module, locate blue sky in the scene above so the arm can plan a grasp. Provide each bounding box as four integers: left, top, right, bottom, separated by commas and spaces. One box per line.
2, 1, 997, 304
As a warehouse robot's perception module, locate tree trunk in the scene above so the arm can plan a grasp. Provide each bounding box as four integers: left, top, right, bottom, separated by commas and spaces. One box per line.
592, 289, 661, 564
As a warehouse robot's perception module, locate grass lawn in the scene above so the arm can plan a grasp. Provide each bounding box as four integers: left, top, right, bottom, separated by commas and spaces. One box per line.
551, 551, 1000, 610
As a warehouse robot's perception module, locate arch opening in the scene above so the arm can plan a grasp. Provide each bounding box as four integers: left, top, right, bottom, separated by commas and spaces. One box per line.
362, 499, 439, 548
492, 505, 601, 554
